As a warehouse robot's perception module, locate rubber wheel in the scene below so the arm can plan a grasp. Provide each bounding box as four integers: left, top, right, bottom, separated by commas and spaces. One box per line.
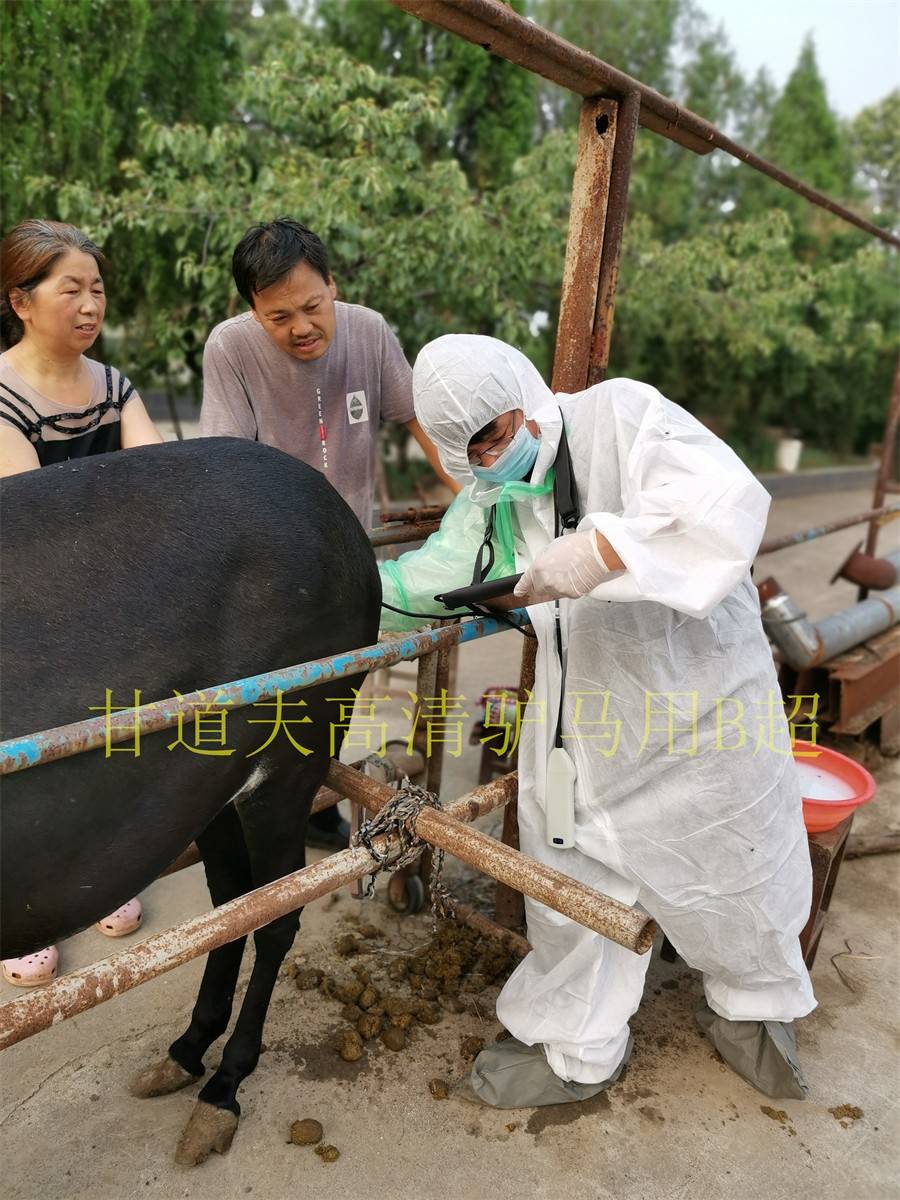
387, 872, 426, 914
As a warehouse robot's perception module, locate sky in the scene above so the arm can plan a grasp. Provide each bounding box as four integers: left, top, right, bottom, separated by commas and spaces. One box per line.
697, 0, 899, 117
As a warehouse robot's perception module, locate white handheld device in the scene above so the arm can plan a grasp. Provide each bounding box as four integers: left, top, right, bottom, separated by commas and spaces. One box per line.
545, 745, 577, 849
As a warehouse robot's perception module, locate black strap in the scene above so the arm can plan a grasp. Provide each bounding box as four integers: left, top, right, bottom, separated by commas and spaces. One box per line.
0, 365, 132, 446
0, 386, 40, 439
553, 424, 579, 531
553, 608, 565, 748
0, 373, 113, 436
551, 424, 578, 748
115, 366, 135, 410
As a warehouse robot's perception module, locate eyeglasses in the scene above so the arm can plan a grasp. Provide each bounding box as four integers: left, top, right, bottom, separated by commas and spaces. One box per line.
467, 412, 521, 468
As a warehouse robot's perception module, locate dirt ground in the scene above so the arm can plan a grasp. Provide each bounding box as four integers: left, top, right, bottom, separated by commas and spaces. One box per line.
1, 487, 898, 1200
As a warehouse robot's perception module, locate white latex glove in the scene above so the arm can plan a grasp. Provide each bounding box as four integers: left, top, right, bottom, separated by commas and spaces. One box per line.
514, 530, 612, 605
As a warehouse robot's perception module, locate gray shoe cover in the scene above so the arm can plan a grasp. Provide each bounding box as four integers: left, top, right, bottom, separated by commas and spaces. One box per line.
455, 1035, 632, 1109
696, 1003, 809, 1100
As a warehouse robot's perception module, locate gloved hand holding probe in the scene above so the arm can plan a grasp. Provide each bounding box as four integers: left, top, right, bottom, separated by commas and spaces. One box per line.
513, 529, 614, 605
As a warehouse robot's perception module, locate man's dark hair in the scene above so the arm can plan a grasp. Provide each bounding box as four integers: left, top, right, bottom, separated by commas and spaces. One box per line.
232, 218, 331, 306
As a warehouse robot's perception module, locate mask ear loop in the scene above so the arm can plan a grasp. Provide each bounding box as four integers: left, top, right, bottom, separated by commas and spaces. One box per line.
467, 413, 530, 588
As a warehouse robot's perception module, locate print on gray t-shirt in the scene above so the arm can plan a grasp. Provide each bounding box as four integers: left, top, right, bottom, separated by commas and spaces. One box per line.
201, 301, 414, 528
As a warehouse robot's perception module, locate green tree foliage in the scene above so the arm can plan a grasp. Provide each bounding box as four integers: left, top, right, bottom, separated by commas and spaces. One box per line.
612, 211, 897, 456
32, 36, 569, 388
2, 0, 149, 221
0, 0, 234, 229
763, 36, 852, 196
737, 36, 854, 248
315, 0, 536, 188
6, 0, 896, 460
630, 15, 750, 241
127, 0, 233, 128
850, 90, 900, 224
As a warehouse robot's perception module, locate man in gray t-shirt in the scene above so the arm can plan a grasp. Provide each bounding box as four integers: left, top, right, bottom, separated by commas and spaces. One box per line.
201, 218, 455, 849
201, 217, 456, 529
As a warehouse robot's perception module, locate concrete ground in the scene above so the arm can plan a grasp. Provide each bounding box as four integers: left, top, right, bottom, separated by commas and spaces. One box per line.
1, 488, 898, 1200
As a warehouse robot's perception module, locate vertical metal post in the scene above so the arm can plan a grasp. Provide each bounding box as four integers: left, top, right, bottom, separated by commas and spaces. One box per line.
493, 635, 537, 929
419, 636, 453, 898
412, 644, 439, 762
588, 89, 641, 385
401, 630, 454, 904
863, 358, 900, 570
551, 98, 620, 393
425, 642, 452, 795
403, 644, 440, 903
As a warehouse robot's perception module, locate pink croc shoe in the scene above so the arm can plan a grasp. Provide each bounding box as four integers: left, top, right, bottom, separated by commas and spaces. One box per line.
2, 946, 59, 987
96, 897, 143, 938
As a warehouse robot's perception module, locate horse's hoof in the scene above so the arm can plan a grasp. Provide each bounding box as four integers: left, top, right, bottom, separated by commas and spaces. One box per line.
175, 1101, 239, 1167
129, 1055, 201, 1098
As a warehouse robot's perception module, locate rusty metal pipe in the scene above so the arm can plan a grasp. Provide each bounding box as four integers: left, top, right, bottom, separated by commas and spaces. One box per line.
389, 0, 900, 248
159, 843, 202, 878
157, 791, 354, 881
758, 506, 900, 555
495, 632, 538, 930
451, 900, 531, 957
326, 759, 519, 825
0, 769, 520, 1050
0, 844, 391, 1049
326, 761, 656, 954
369, 521, 443, 547
378, 505, 448, 525
311, 783, 348, 815
161, 762, 379, 880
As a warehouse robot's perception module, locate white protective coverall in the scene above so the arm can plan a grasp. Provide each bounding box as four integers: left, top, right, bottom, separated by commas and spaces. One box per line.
380, 335, 815, 1085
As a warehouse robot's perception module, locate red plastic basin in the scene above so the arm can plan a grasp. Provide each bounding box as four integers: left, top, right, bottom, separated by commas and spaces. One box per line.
792, 741, 876, 833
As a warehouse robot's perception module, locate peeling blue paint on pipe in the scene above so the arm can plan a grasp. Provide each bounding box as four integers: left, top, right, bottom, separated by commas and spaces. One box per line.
0, 614, 531, 775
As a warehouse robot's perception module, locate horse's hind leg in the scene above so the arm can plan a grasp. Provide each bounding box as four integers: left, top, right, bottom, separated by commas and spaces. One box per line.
130, 803, 252, 1098
174, 759, 319, 1167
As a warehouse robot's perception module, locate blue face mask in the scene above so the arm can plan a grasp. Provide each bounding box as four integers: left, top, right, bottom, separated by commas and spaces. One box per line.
471, 423, 540, 483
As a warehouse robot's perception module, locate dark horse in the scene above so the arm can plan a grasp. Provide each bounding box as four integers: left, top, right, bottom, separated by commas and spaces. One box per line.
0, 438, 381, 1164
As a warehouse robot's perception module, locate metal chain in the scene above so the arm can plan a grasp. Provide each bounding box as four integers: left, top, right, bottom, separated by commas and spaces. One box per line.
351, 779, 454, 930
